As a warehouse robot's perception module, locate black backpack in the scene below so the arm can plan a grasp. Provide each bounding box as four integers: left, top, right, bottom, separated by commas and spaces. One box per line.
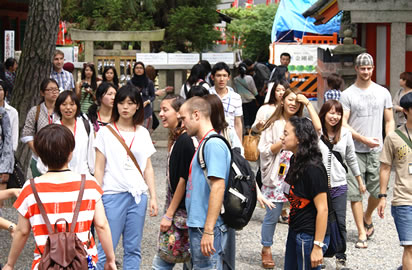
197, 134, 257, 230
253, 63, 271, 92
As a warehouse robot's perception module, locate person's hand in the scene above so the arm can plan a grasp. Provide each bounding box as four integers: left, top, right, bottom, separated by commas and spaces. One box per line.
201, 233, 215, 257
10, 188, 21, 198
143, 100, 151, 107
1, 173, 10, 183
296, 93, 310, 106
358, 182, 366, 194
2, 263, 13, 270
257, 192, 275, 210
165, 86, 174, 93
310, 245, 323, 268
363, 137, 380, 148
149, 197, 158, 217
256, 120, 265, 131
104, 260, 117, 270
377, 197, 386, 219
8, 223, 16, 238
160, 215, 172, 232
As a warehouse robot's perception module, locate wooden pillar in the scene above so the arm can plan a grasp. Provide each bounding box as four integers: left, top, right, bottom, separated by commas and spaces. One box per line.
390, 22, 406, 96
158, 70, 167, 90
141, 41, 150, 53
85, 41, 94, 63
174, 70, 183, 95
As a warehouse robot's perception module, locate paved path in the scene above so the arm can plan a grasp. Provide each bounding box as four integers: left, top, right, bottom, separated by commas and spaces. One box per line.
0, 145, 402, 269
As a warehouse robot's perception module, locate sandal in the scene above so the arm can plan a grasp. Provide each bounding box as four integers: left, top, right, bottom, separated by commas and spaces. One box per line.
364, 219, 375, 239
355, 239, 368, 249
261, 251, 275, 269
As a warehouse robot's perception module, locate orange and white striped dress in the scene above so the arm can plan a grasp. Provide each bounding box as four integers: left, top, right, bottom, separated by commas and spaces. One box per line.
14, 175, 103, 270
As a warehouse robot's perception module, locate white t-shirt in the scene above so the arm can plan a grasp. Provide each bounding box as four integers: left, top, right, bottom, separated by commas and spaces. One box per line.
94, 124, 156, 204
4, 102, 18, 151
37, 117, 95, 177
340, 82, 392, 153
209, 86, 243, 129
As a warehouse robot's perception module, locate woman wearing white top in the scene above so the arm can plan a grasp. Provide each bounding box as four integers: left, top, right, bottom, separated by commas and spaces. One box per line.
37, 91, 95, 177
258, 88, 321, 268
94, 84, 158, 269
179, 64, 210, 99
252, 80, 288, 133
318, 100, 365, 268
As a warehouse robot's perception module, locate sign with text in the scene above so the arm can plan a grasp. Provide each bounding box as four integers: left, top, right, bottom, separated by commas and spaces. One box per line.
202, 53, 235, 65
4, 31, 15, 61
272, 44, 336, 73
56, 46, 76, 63
168, 53, 199, 65
136, 53, 168, 65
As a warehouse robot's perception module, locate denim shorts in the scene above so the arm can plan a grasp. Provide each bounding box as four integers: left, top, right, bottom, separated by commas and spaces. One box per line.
391, 205, 412, 246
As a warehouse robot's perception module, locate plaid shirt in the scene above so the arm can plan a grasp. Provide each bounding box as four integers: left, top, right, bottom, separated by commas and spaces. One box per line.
51, 69, 75, 92
324, 89, 341, 102
4, 70, 15, 92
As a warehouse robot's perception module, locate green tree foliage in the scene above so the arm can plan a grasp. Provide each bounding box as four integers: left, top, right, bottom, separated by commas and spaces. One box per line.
164, 6, 221, 52
61, 0, 155, 31
61, 0, 221, 52
222, 4, 277, 62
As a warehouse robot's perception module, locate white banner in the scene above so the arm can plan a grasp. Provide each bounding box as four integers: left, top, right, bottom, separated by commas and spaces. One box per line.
4, 30, 15, 61
168, 53, 199, 65
202, 53, 235, 65
136, 53, 168, 65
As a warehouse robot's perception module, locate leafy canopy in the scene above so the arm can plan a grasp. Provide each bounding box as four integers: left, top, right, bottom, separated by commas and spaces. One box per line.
222, 4, 277, 62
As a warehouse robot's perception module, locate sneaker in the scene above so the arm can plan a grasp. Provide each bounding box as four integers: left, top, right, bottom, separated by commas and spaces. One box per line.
278, 215, 288, 224
336, 259, 346, 270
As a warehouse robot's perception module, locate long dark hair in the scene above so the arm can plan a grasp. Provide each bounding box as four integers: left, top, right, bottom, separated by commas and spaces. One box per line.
267, 80, 289, 105
102, 66, 119, 89
112, 84, 144, 125
187, 64, 207, 87
318, 100, 343, 144
286, 116, 324, 185
262, 88, 303, 131
162, 94, 185, 149
81, 63, 97, 90
203, 94, 228, 133
87, 82, 116, 124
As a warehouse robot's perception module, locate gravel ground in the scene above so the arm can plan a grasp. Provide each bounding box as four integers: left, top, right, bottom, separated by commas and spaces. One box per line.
0, 145, 403, 269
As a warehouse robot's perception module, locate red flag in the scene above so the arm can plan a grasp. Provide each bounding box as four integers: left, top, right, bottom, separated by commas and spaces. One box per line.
232, 0, 238, 7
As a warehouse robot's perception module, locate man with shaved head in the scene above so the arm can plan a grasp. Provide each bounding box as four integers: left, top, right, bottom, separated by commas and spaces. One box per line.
179, 97, 231, 269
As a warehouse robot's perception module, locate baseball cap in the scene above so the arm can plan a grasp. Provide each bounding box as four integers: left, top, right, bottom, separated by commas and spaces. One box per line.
400, 92, 412, 110
356, 53, 374, 67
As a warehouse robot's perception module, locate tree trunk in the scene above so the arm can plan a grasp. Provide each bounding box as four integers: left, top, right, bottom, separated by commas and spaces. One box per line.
11, 0, 61, 178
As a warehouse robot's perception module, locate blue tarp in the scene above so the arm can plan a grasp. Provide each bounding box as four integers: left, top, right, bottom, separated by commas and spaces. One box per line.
272, 0, 342, 42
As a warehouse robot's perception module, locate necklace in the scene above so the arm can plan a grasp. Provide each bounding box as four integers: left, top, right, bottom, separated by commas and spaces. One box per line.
47, 169, 71, 173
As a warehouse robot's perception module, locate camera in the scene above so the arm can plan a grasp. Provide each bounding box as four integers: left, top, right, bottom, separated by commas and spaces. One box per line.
82, 82, 90, 89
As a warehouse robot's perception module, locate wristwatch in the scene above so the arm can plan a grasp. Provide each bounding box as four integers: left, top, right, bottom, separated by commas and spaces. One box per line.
378, 194, 388, 199
313, 241, 325, 248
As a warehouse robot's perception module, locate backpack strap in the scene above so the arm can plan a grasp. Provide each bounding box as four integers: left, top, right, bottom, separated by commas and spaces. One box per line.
320, 135, 348, 173
106, 125, 143, 177
34, 105, 41, 134
80, 113, 91, 136
395, 128, 412, 150
184, 83, 189, 97
70, 174, 86, 233
30, 178, 54, 235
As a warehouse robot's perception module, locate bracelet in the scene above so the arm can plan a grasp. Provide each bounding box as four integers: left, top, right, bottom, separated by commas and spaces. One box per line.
203, 231, 214, 236
305, 101, 310, 106
163, 215, 173, 222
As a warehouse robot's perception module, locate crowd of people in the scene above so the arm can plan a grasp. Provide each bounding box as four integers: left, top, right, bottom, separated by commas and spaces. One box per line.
0, 50, 411, 270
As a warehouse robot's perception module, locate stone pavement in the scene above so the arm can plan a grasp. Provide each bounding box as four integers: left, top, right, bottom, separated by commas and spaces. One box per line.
0, 144, 402, 269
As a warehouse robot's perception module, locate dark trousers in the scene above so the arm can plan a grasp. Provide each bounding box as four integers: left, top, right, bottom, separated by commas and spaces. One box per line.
242, 101, 258, 129
331, 191, 347, 261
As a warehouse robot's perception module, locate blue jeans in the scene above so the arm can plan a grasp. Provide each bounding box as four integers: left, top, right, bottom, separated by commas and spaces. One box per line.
392, 205, 412, 246
188, 225, 227, 270
284, 229, 330, 270
151, 254, 190, 270
96, 193, 147, 270
261, 202, 284, 247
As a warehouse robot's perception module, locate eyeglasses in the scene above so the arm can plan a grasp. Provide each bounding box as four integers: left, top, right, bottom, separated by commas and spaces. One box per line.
45, 88, 59, 93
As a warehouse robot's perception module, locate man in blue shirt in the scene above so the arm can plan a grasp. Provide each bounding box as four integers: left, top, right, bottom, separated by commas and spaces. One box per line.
179, 96, 231, 269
